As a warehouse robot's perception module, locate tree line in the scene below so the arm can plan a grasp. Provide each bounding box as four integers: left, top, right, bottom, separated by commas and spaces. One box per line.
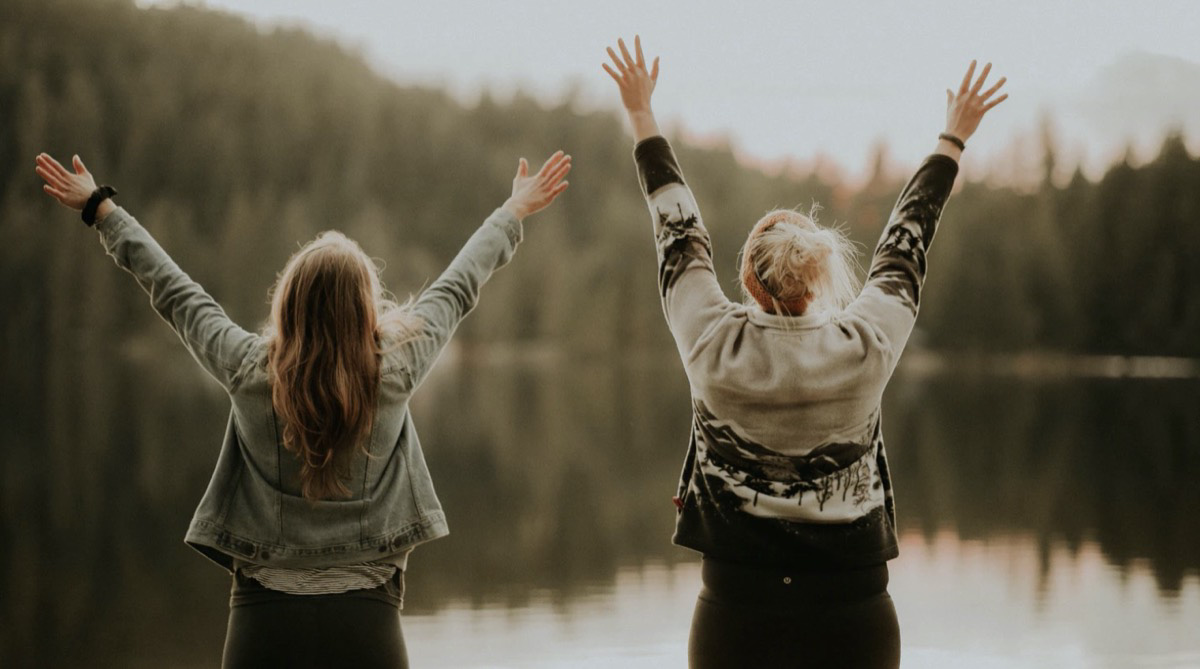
2, 0, 1197, 379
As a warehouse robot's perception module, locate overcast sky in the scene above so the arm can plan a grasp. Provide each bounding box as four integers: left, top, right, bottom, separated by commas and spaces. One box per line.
139, 0, 1200, 181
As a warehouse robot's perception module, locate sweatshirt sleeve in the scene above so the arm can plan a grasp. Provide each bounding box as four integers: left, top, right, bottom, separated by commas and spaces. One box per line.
634, 136, 734, 358
95, 207, 259, 391
402, 207, 523, 389
846, 153, 959, 366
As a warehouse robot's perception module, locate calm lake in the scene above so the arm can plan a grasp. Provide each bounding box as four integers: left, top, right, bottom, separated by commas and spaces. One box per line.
2, 352, 1198, 668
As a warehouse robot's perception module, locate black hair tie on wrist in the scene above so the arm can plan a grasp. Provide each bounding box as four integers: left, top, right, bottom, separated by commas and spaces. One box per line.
82, 185, 118, 227
938, 133, 966, 151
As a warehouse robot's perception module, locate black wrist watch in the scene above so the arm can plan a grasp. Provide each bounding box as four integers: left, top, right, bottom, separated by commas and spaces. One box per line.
82, 185, 118, 227
938, 133, 966, 151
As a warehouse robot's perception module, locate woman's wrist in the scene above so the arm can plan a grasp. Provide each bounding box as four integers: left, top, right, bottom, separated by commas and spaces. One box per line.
627, 109, 661, 142
500, 198, 526, 222
95, 198, 117, 220
938, 132, 966, 151
82, 186, 118, 226
933, 137, 963, 162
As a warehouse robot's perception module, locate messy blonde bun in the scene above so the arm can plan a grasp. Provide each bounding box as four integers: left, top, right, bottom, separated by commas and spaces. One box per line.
739, 207, 861, 316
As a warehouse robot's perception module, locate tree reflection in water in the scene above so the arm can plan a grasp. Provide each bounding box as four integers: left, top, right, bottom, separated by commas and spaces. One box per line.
1, 351, 1197, 667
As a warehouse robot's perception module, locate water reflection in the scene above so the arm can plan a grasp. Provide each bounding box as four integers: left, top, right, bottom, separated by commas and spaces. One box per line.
403, 537, 1200, 669
1, 351, 1197, 667
891, 533, 1200, 669
883, 374, 1200, 597
403, 356, 692, 612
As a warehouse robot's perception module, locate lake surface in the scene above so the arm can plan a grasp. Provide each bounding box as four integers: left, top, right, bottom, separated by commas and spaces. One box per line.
2, 352, 1198, 668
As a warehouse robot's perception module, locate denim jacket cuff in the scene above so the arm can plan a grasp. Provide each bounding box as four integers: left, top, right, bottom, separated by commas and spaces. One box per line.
94, 206, 136, 249
485, 207, 523, 249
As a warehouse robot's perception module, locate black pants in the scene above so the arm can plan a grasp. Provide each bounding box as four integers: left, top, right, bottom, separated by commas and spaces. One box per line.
689, 557, 900, 669
222, 570, 408, 669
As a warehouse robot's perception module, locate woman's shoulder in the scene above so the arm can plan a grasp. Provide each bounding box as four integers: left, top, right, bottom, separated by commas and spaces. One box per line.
378, 330, 424, 382
243, 334, 272, 367
221, 334, 271, 391
690, 309, 894, 390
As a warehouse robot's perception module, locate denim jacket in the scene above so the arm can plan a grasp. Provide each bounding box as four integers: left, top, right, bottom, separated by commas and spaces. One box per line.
95, 205, 523, 571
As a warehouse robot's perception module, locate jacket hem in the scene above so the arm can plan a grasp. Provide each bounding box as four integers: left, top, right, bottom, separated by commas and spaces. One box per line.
184, 511, 450, 573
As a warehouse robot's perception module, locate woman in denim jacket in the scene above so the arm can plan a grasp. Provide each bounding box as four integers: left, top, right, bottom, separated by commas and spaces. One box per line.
36, 149, 571, 668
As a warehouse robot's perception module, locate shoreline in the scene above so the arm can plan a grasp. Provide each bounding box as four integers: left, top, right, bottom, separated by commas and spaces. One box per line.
436, 342, 1200, 380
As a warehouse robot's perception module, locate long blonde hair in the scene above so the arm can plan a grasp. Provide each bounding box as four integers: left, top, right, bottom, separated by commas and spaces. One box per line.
739, 206, 861, 316
266, 231, 416, 500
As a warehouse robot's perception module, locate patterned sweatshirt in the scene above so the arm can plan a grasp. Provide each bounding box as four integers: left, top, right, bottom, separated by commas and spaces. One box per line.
634, 136, 958, 568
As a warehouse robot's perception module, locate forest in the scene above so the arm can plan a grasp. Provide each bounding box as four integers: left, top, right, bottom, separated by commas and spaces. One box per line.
4, 0, 1199, 380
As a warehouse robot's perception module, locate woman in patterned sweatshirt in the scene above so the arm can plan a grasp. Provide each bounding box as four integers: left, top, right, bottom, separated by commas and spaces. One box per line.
604, 37, 1007, 668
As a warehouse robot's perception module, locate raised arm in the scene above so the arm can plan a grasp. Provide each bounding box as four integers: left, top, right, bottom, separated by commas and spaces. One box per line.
402, 151, 571, 389
605, 36, 733, 357
36, 152, 257, 391
848, 60, 1008, 364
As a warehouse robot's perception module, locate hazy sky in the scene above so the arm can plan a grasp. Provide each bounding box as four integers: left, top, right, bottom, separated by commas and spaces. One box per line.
140, 0, 1200, 180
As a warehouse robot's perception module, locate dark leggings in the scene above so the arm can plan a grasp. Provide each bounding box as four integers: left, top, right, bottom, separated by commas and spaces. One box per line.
689, 557, 900, 669
222, 570, 408, 669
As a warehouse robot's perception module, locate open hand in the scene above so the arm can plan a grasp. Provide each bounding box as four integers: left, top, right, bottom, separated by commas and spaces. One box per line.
36, 153, 99, 210
945, 61, 1008, 143
502, 151, 571, 221
603, 36, 659, 114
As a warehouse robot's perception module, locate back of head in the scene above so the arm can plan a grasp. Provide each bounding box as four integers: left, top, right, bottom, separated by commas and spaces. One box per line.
739, 208, 861, 316
266, 231, 400, 500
